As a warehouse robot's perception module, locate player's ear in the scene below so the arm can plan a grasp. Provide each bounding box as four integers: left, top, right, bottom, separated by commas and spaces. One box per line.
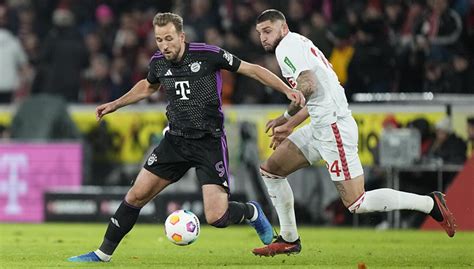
179, 31, 185, 42
282, 21, 289, 34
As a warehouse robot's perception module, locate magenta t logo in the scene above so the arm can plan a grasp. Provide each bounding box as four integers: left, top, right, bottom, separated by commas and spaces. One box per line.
0, 154, 28, 215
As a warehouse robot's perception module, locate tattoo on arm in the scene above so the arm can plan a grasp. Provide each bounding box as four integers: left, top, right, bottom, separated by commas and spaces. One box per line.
296, 70, 316, 100
286, 70, 316, 116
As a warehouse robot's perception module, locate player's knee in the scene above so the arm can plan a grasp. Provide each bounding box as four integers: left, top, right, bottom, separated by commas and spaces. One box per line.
125, 190, 149, 208
208, 210, 230, 228
260, 166, 285, 180
346, 192, 367, 214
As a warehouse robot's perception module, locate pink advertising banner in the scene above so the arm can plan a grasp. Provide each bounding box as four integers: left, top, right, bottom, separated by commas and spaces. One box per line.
0, 143, 82, 222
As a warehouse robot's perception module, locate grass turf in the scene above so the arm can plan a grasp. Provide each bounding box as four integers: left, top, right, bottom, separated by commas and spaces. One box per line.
0, 223, 473, 268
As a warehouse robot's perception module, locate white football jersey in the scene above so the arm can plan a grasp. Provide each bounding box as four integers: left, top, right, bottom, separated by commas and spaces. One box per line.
275, 32, 351, 127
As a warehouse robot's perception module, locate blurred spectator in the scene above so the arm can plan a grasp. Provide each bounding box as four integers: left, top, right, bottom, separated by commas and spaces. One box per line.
0, 0, 473, 104
328, 23, 353, 86
84, 32, 105, 58
448, 47, 474, 93
428, 117, 467, 164
34, 8, 88, 102
184, 0, 218, 42
346, 7, 395, 93
407, 117, 435, 156
230, 1, 256, 41
286, 0, 306, 32
305, 12, 332, 57
95, 4, 117, 57
0, 4, 29, 103
423, 57, 451, 93
81, 54, 112, 103
384, 0, 406, 43
113, 13, 139, 66
413, 0, 463, 59
109, 56, 133, 101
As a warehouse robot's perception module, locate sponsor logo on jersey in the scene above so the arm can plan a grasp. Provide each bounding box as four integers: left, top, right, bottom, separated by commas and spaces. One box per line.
190, 62, 201, 72
147, 153, 157, 165
175, 81, 191, 100
284, 57, 296, 74
223, 50, 233, 65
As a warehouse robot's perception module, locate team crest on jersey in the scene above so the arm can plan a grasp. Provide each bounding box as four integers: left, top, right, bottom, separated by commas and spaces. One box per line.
223, 50, 233, 65
190, 62, 201, 72
147, 153, 157, 165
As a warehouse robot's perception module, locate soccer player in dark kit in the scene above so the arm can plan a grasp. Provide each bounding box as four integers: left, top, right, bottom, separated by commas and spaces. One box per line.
68, 12, 305, 262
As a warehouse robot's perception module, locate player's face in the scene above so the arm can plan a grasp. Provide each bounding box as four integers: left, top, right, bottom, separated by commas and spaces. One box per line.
256, 20, 286, 53
154, 23, 185, 62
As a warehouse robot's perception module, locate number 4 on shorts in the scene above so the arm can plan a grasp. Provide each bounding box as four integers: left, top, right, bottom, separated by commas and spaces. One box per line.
325, 160, 341, 177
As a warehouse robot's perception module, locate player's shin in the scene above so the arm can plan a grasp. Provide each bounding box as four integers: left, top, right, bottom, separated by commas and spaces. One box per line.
260, 168, 299, 242
98, 201, 141, 257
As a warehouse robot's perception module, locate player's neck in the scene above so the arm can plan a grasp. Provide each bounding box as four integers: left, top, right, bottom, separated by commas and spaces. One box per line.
174, 42, 187, 63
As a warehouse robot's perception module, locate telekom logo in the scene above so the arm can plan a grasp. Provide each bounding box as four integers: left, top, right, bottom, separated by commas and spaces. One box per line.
0, 154, 28, 215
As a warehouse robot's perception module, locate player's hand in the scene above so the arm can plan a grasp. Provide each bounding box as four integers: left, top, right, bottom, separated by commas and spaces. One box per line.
269, 124, 294, 150
96, 101, 119, 121
265, 116, 288, 137
286, 89, 305, 108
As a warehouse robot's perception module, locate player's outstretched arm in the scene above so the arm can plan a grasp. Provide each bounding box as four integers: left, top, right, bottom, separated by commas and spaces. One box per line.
269, 107, 310, 149
236, 60, 305, 107
96, 79, 160, 121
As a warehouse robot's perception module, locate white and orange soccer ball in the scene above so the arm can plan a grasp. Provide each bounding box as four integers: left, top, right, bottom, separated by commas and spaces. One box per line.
164, 210, 200, 246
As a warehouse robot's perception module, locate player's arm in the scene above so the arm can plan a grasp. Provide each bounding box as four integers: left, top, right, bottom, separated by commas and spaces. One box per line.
236, 60, 305, 107
96, 79, 160, 120
286, 70, 316, 116
266, 70, 316, 135
269, 107, 310, 149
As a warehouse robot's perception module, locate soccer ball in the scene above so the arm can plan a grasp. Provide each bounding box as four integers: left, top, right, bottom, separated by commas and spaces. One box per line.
164, 209, 200, 246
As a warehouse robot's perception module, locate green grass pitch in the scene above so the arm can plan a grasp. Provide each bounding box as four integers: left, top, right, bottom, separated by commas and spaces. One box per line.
1, 223, 473, 268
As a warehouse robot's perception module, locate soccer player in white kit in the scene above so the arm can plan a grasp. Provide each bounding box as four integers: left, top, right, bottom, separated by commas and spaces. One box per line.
252, 9, 457, 257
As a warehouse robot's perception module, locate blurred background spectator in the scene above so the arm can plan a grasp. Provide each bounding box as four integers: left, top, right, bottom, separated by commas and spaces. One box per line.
0, 0, 472, 105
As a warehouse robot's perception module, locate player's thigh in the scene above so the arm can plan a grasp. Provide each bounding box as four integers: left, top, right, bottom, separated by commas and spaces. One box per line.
144, 133, 192, 183
201, 184, 229, 223
317, 117, 365, 206
193, 135, 231, 193
262, 125, 315, 176
125, 168, 173, 207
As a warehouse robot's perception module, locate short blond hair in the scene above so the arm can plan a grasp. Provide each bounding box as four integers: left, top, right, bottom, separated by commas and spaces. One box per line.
152, 12, 183, 33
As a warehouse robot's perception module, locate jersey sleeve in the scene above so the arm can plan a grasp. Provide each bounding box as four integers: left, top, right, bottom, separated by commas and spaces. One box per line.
210, 48, 242, 72
146, 58, 160, 84
276, 37, 311, 79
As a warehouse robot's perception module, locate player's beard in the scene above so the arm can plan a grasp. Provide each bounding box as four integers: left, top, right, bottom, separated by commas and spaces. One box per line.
164, 52, 178, 62
264, 34, 284, 53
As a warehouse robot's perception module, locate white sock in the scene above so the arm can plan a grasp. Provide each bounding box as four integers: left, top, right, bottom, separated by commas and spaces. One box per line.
353, 188, 434, 214
262, 175, 299, 242
94, 249, 111, 262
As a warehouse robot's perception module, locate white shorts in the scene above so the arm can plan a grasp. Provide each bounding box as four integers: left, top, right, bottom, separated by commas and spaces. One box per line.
288, 116, 364, 181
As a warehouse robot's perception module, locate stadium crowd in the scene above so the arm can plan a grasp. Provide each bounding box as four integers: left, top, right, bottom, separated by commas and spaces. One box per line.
0, 0, 473, 104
